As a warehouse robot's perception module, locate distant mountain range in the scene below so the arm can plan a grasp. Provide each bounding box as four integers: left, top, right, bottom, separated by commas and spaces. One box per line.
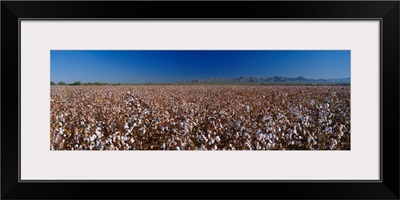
176, 76, 350, 85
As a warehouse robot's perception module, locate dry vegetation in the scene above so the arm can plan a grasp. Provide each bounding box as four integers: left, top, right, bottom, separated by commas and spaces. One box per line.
50, 85, 350, 150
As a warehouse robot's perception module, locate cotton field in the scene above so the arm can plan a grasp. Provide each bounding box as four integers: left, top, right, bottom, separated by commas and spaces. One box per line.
50, 85, 350, 150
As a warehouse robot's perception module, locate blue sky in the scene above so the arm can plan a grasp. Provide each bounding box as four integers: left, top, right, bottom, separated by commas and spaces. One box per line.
51, 50, 350, 84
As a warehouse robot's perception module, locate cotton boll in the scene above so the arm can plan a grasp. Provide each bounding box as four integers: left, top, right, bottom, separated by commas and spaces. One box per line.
90, 134, 97, 142
215, 136, 221, 143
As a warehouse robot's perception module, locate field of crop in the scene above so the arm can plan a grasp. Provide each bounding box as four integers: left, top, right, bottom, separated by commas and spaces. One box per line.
50, 85, 350, 150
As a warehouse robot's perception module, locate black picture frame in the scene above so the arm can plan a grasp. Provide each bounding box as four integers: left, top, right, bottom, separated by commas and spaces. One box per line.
1, 1, 399, 199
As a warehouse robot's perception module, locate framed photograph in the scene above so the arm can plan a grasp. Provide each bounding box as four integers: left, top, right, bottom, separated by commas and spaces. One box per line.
2, 1, 399, 199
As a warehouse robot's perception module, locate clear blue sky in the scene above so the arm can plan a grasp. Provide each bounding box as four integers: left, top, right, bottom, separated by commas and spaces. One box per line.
51, 50, 350, 84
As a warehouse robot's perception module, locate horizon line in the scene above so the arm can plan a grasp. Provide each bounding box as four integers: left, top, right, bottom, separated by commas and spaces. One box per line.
51, 75, 351, 85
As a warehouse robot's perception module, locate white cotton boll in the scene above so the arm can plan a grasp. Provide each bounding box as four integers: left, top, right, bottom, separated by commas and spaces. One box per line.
90, 134, 97, 142
89, 142, 95, 150
265, 134, 270, 140
202, 135, 208, 143
95, 130, 102, 138
181, 142, 186, 150
332, 138, 338, 145
74, 133, 79, 141
180, 122, 186, 129
261, 117, 267, 123
339, 124, 347, 132
215, 136, 221, 143
307, 136, 314, 144
236, 122, 241, 128
312, 140, 317, 145
273, 134, 279, 141
339, 131, 344, 137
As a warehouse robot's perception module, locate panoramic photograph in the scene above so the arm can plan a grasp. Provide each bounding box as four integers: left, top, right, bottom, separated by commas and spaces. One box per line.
50, 50, 350, 151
